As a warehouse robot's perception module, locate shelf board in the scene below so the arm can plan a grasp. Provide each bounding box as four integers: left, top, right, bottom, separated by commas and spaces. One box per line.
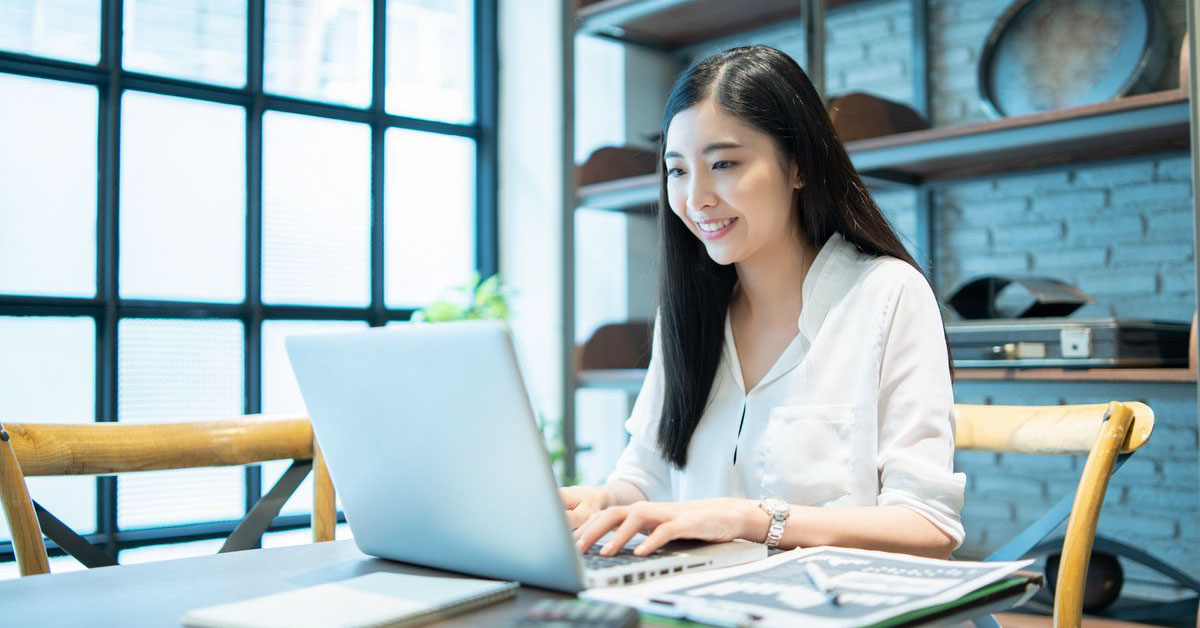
576, 174, 658, 212
578, 367, 1196, 389
576, 0, 804, 50
955, 367, 1196, 383
574, 90, 1191, 212
576, 369, 648, 392
847, 89, 1191, 183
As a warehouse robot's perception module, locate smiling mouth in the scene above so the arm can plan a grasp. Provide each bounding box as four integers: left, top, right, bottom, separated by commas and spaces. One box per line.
697, 217, 736, 233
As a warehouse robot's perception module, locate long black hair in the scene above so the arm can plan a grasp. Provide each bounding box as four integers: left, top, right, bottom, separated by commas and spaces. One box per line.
656, 45, 937, 468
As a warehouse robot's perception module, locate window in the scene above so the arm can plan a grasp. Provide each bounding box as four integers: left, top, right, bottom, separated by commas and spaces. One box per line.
0, 0, 495, 570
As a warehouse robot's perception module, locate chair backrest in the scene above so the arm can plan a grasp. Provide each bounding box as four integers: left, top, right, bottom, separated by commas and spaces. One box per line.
954, 401, 1154, 628
0, 414, 337, 577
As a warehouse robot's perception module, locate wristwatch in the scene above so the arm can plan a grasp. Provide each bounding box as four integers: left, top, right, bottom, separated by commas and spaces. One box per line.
758, 496, 789, 548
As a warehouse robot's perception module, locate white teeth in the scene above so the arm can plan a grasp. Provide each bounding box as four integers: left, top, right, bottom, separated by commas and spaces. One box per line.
698, 218, 734, 232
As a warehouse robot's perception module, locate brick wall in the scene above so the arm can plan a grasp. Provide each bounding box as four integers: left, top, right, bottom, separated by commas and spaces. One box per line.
823, 0, 1198, 600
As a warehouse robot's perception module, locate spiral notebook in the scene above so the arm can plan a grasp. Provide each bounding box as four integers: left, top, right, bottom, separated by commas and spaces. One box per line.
181, 572, 519, 628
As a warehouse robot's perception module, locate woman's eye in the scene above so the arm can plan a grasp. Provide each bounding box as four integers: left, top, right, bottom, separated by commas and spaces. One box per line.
713, 160, 736, 170
666, 167, 686, 177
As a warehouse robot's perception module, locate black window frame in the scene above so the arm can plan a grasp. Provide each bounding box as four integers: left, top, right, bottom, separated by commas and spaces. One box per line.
0, 0, 498, 563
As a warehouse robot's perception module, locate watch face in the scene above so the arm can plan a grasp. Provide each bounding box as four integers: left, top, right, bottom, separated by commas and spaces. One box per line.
763, 497, 787, 515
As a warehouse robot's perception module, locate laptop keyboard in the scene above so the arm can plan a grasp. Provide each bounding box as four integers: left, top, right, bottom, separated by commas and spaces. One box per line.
582, 544, 667, 569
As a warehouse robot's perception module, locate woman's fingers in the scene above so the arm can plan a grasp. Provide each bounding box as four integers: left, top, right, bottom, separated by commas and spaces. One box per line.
565, 506, 590, 529
558, 487, 582, 510
575, 506, 627, 553
634, 519, 682, 556
599, 507, 650, 556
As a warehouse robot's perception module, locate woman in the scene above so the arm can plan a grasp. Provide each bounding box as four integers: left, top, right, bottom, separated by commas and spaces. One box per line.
561, 46, 965, 560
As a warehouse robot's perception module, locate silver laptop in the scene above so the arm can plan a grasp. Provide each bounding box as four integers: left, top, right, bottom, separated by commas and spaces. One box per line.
285, 320, 765, 592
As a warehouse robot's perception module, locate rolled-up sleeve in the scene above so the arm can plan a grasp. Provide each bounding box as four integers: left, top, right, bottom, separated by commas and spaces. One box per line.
875, 270, 966, 549
606, 318, 673, 501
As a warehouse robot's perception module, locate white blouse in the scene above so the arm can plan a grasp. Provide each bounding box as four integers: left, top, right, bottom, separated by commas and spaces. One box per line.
607, 233, 966, 548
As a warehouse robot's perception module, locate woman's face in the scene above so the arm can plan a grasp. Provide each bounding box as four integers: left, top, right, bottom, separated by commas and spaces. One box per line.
664, 97, 801, 267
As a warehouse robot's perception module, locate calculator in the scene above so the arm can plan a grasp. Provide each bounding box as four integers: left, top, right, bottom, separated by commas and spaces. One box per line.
509, 599, 641, 628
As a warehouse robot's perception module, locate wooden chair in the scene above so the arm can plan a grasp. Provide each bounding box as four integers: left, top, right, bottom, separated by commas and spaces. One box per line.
954, 401, 1155, 628
0, 413, 336, 577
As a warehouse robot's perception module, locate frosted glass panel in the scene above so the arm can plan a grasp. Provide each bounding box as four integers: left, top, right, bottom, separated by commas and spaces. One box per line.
262, 112, 371, 306
386, 0, 473, 123
384, 129, 475, 308
120, 91, 245, 303
117, 318, 245, 529
0, 553, 86, 581
119, 537, 224, 564
123, 0, 247, 87
0, 316, 96, 541
0, 74, 97, 297
0, 0, 100, 63
261, 319, 365, 516
265, 0, 372, 107
262, 320, 369, 414
260, 521, 351, 548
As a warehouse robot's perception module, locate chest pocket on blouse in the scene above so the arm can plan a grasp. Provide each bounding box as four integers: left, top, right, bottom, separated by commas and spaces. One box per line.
760, 404, 854, 506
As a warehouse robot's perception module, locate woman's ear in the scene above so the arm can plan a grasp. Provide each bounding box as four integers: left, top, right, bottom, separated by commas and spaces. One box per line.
791, 163, 804, 189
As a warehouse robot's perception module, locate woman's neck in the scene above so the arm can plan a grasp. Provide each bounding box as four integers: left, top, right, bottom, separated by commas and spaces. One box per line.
733, 232, 816, 323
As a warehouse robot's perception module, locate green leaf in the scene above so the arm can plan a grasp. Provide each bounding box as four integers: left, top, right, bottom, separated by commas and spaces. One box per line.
421, 300, 467, 322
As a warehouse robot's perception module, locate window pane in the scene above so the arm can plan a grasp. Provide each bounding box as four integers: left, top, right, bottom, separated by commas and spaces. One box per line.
0, 0, 100, 63
119, 537, 224, 565
117, 318, 245, 529
386, 0, 473, 123
123, 0, 247, 87
0, 74, 97, 297
262, 112, 371, 306
265, 0, 372, 107
261, 319, 366, 516
120, 91, 246, 303
384, 129, 475, 308
0, 316, 96, 542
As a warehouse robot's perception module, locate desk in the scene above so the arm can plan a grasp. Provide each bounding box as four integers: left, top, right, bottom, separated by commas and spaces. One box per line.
0, 540, 1037, 627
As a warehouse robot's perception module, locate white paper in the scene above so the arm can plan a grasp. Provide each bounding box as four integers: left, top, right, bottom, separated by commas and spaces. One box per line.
582, 546, 1034, 628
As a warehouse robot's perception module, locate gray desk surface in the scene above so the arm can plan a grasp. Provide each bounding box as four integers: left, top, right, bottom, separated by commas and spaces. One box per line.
0, 540, 1035, 627
0, 540, 565, 627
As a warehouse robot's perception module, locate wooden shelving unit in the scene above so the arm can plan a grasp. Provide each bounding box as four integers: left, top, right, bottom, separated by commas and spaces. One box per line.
565, 0, 1199, 480
576, 89, 1192, 213
847, 89, 1191, 184
576, 0, 806, 50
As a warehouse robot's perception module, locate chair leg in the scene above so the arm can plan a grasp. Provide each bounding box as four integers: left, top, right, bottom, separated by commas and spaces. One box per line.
313, 440, 336, 543
221, 460, 312, 552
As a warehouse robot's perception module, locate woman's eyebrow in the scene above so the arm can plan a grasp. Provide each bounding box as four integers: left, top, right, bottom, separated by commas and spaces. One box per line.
663, 142, 744, 160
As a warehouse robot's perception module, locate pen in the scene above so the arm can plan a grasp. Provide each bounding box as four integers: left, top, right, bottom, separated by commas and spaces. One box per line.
646, 597, 759, 628
804, 561, 842, 606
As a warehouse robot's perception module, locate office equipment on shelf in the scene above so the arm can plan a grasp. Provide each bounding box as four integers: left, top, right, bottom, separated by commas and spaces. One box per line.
826, 92, 929, 142
943, 275, 1187, 368
978, 0, 1169, 117
583, 546, 1037, 628
181, 572, 518, 628
947, 275, 1092, 320
0, 414, 336, 577
946, 317, 1191, 368
285, 322, 765, 593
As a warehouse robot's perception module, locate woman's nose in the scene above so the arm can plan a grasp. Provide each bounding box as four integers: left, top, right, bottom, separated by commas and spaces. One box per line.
686, 173, 717, 211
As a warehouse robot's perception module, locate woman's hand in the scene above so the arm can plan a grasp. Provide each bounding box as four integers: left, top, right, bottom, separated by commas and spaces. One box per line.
573, 498, 768, 557
558, 485, 617, 529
